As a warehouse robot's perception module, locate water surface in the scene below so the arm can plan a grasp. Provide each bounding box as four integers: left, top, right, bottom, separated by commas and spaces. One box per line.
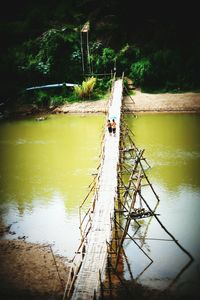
0, 114, 104, 257
124, 113, 200, 296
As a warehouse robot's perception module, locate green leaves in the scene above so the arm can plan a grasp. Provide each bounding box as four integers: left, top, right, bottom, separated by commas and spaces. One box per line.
130, 59, 151, 85
74, 77, 96, 99
89, 43, 116, 73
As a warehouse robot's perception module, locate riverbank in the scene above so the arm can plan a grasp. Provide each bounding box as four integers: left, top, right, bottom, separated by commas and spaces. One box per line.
123, 90, 200, 113
0, 239, 69, 300
4, 90, 200, 119
51, 90, 200, 114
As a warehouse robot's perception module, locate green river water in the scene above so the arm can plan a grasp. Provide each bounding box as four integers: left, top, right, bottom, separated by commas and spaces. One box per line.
0, 113, 199, 296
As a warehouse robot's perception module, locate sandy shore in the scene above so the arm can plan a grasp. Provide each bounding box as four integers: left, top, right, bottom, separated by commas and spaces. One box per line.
0, 219, 70, 299
123, 90, 200, 113
51, 90, 200, 114
10, 90, 200, 117
0, 239, 69, 299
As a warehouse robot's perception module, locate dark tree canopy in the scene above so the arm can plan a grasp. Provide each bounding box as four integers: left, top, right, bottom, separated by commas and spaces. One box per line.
1, 0, 200, 107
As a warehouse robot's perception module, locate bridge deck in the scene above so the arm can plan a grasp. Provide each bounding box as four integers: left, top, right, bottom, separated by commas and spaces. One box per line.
71, 79, 123, 299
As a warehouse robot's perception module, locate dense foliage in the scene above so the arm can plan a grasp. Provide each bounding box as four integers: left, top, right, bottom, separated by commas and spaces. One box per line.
74, 77, 96, 99
1, 0, 200, 108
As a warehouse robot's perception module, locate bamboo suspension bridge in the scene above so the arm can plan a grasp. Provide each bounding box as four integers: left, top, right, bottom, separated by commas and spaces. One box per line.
63, 76, 194, 300
70, 78, 123, 299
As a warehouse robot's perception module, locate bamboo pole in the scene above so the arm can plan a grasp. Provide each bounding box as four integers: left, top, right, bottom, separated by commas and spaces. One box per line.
135, 261, 153, 281
121, 246, 134, 281
122, 149, 144, 200
114, 170, 145, 269
139, 201, 160, 248
141, 157, 151, 168
130, 169, 142, 210
123, 84, 135, 104
107, 256, 113, 299
99, 270, 104, 299
80, 31, 85, 76
166, 259, 193, 290
86, 31, 91, 74
114, 219, 153, 263
63, 265, 74, 300
49, 245, 65, 291
117, 173, 131, 209
139, 160, 160, 201
79, 183, 96, 209
133, 237, 177, 242
108, 255, 134, 298
65, 260, 83, 300
139, 191, 194, 261
79, 207, 83, 239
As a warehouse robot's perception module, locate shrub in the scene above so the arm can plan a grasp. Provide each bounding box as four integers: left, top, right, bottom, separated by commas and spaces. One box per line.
49, 95, 67, 106
130, 58, 152, 86
35, 91, 49, 107
74, 77, 96, 99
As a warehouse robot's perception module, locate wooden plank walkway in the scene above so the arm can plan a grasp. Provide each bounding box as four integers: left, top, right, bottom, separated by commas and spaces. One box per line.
71, 79, 123, 299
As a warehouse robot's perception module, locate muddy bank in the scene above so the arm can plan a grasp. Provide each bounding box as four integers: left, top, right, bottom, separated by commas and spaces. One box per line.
0, 239, 70, 300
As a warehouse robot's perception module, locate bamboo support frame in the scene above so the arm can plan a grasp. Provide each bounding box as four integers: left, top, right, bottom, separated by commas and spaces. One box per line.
139, 160, 160, 201
123, 84, 135, 104
138, 190, 194, 261
114, 217, 153, 265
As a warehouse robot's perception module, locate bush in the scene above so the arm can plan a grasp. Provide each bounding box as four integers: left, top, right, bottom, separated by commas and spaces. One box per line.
31, 90, 68, 107
90, 44, 116, 74
35, 91, 49, 107
96, 77, 112, 92
49, 95, 67, 106
130, 58, 151, 86
74, 77, 96, 99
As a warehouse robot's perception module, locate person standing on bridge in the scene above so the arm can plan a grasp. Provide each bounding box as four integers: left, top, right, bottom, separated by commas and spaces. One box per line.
112, 119, 116, 136
107, 119, 112, 136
